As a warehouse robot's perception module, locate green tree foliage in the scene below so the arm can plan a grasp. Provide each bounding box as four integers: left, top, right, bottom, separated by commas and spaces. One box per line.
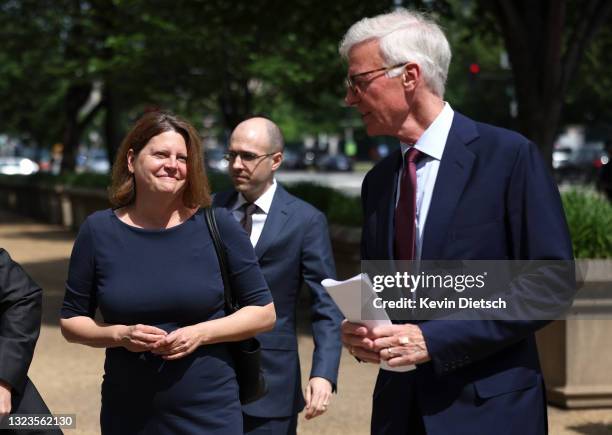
0, 0, 397, 169
2, 0, 612, 172
476, 0, 612, 165
0, 0, 138, 168
0, 1, 69, 149
563, 23, 612, 133
441, 1, 517, 130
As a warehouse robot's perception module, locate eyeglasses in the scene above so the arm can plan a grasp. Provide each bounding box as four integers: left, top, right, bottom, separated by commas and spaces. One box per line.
223, 151, 276, 163
345, 63, 409, 94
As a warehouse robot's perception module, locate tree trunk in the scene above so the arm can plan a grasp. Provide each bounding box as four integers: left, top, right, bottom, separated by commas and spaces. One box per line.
218, 33, 253, 131
484, 0, 612, 168
218, 78, 252, 131
103, 83, 123, 168
518, 98, 564, 171
60, 83, 93, 173
483, 0, 565, 169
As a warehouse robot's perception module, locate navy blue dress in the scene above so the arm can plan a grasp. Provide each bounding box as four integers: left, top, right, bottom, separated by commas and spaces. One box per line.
61, 208, 272, 435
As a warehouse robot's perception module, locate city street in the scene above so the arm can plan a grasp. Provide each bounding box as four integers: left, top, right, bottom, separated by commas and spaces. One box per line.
276, 169, 365, 197
1, 210, 611, 434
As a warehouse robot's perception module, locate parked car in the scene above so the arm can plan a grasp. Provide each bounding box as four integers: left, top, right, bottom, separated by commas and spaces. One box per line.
301, 150, 319, 169
280, 149, 304, 170
82, 149, 111, 174
596, 143, 612, 201
0, 157, 39, 175
36, 149, 60, 174
315, 154, 354, 172
205, 148, 229, 173
553, 143, 606, 184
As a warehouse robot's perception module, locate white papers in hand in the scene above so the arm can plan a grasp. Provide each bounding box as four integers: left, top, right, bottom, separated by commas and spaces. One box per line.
322, 274, 415, 373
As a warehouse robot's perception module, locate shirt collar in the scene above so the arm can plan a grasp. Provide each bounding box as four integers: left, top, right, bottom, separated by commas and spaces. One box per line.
232, 179, 277, 214
400, 102, 454, 161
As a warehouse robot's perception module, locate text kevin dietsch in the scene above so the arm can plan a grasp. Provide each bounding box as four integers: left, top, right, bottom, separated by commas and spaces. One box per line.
370, 271, 508, 311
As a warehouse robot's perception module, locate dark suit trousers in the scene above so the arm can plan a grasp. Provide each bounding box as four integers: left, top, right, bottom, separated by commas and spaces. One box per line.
243, 413, 298, 435
371, 371, 425, 435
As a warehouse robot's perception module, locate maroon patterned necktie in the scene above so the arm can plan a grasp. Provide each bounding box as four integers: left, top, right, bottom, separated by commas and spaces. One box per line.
240, 203, 258, 235
394, 147, 423, 260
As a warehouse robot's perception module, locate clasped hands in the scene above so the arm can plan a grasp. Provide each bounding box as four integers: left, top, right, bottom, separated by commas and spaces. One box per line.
341, 320, 431, 367
119, 323, 204, 360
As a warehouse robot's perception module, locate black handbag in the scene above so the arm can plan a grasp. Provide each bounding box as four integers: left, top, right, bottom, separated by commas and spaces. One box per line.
203, 207, 268, 405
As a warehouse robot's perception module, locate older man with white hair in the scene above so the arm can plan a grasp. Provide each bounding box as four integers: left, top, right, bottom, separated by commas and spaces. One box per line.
339, 8, 573, 435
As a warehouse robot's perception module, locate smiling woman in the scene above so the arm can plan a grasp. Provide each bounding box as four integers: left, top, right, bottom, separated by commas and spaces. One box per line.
129, 131, 188, 199
59, 111, 275, 434
109, 111, 210, 214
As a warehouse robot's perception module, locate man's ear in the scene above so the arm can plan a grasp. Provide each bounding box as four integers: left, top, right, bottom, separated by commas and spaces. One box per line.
271, 151, 283, 171
402, 63, 420, 92
127, 149, 135, 173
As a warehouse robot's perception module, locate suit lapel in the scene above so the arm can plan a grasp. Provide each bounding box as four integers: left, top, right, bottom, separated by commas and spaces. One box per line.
212, 190, 238, 209
380, 150, 402, 260
255, 185, 292, 259
421, 113, 478, 259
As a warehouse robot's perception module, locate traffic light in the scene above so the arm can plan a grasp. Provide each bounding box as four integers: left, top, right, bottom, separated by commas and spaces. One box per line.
468, 63, 480, 87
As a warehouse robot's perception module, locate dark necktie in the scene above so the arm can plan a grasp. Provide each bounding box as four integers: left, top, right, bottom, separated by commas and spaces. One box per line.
394, 147, 423, 260
240, 202, 258, 235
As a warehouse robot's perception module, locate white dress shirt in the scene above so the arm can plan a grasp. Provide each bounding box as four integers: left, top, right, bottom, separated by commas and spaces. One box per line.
396, 102, 454, 259
230, 179, 278, 247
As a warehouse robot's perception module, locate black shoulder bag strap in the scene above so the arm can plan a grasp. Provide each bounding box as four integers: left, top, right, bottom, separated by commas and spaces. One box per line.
203, 207, 236, 314
202, 206, 268, 404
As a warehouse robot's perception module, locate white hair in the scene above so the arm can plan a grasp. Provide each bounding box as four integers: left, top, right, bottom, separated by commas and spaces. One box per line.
339, 8, 451, 97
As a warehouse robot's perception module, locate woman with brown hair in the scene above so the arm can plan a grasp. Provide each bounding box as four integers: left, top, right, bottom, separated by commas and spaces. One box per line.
60, 111, 275, 434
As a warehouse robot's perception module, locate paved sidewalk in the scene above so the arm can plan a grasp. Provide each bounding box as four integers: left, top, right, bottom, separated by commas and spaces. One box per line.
1, 211, 611, 434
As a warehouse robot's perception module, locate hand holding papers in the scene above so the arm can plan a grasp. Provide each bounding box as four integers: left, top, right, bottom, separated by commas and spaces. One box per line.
322, 274, 415, 372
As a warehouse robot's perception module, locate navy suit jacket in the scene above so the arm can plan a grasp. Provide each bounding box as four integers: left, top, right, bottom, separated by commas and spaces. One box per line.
361, 113, 574, 435
214, 184, 343, 418
0, 249, 57, 433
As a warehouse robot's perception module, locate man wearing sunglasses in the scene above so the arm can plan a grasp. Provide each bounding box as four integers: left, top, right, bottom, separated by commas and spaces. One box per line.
213, 117, 342, 435
339, 8, 573, 435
